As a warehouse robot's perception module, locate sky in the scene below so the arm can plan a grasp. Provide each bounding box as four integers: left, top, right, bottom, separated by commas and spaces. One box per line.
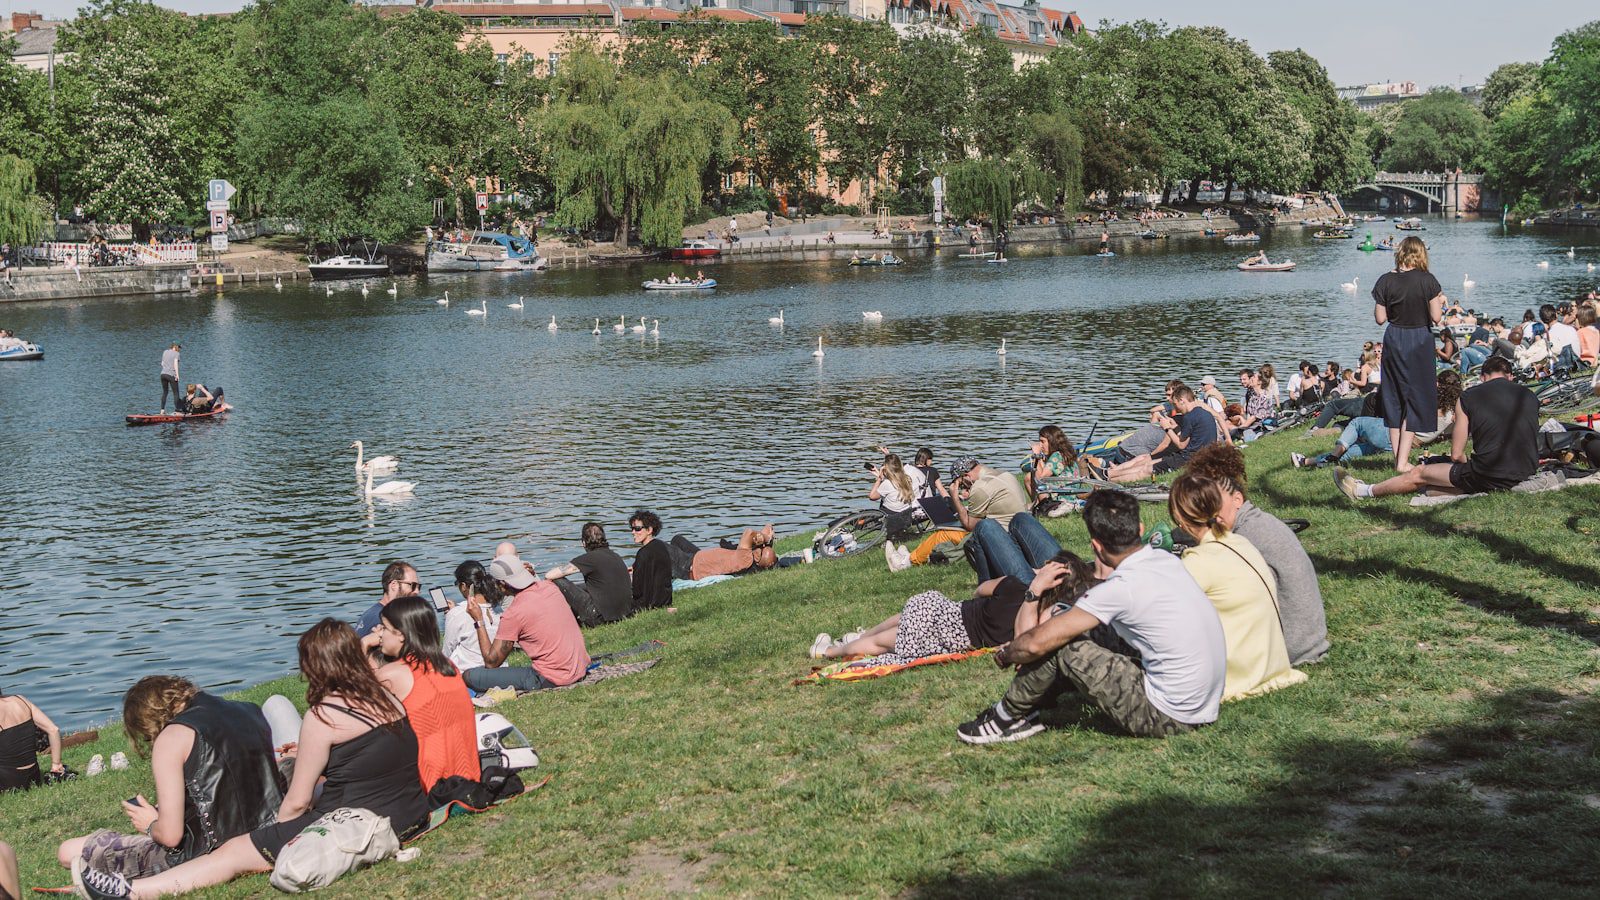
4, 0, 1594, 87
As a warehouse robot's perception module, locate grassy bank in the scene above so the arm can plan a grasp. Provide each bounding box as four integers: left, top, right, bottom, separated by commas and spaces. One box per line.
8, 428, 1600, 896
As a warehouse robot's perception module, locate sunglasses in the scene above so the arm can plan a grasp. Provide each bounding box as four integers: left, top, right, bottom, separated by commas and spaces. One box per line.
629, 525, 647, 532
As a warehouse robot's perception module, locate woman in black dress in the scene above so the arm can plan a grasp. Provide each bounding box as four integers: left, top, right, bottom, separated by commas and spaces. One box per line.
1371, 236, 1446, 472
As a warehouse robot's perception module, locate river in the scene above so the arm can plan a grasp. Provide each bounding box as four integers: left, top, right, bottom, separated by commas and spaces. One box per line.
2, 217, 1595, 728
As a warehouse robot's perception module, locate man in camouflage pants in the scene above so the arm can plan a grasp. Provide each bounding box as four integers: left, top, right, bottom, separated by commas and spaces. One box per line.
957, 490, 1227, 744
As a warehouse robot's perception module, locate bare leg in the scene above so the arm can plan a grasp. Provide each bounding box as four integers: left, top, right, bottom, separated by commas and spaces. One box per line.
58, 835, 89, 868
1106, 454, 1155, 482
0, 841, 19, 900
127, 833, 271, 899
1393, 427, 1417, 473
1370, 462, 1461, 498
827, 628, 897, 658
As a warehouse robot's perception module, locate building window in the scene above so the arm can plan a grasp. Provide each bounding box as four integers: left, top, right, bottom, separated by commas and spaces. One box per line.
547, 52, 560, 74
723, 173, 738, 190
981, 12, 998, 29
747, 173, 758, 188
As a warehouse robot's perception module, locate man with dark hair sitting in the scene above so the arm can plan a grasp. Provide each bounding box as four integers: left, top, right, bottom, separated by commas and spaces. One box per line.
1101, 385, 1219, 482
1336, 355, 1538, 501
956, 490, 1227, 744
355, 560, 420, 637
544, 523, 634, 627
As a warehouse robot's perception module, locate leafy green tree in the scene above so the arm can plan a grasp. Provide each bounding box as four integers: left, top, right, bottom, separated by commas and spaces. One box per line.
1380, 89, 1487, 172
1268, 49, 1371, 191
0, 155, 49, 246
1541, 21, 1600, 195
1481, 92, 1557, 204
0, 36, 49, 168
885, 32, 968, 188
1479, 61, 1540, 121
804, 15, 898, 208
1019, 112, 1083, 210
961, 29, 1021, 160
943, 158, 1013, 227
540, 48, 733, 247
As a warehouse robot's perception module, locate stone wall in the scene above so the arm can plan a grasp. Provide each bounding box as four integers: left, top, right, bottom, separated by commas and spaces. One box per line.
0, 263, 192, 304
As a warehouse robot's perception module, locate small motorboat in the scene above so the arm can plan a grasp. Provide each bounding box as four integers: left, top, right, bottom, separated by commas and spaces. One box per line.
0, 341, 44, 361
1203, 228, 1218, 236
1238, 260, 1296, 272
642, 278, 716, 290
126, 403, 232, 426
1395, 218, 1426, 231
848, 254, 903, 267
665, 240, 721, 260
1136, 229, 1165, 240
427, 231, 546, 272
1221, 233, 1260, 243
1311, 230, 1351, 240
308, 254, 389, 280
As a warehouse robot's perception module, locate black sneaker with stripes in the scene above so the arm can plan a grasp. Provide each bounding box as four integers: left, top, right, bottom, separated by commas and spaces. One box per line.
956, 706, 1045, 745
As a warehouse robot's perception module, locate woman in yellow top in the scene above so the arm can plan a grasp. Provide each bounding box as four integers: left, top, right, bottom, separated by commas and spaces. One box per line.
1167, 473, 1305, 700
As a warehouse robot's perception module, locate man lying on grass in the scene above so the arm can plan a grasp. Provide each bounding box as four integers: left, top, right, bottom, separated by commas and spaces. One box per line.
1335, 355, 1538, 501
957, 490, 1227, 745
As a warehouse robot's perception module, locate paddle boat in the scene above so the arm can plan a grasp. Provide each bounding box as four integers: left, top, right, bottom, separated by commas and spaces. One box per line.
1311, 230, 1351, 240
1238, 260, 1296, 272
0, 340, 43, 361
642, 277, 716, 290
1221, 233, 1261, 244
666, 239, 721, 260
126, 403, 232, 426
1136, 229, 1165, 240
848, 253, 904, 267
1395, 217, 1426, 231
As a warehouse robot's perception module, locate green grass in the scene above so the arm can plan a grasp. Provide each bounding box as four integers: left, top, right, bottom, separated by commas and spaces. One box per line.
9, 429, 1600, 897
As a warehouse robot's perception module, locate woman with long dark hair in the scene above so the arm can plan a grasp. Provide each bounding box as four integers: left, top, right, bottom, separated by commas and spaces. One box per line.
1372, 236, 1446, 473
442, 560, 503, 672
75, 620, 429, 899
371, 597, 479, 791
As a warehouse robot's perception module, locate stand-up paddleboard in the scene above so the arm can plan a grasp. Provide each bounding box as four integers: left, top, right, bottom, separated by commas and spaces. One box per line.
126, 405, 232, 426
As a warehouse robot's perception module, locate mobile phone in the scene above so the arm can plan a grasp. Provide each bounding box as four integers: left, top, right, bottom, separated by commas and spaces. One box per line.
126, 796, 141, 806
428, 587, 448, 611
863, 462, 876, 471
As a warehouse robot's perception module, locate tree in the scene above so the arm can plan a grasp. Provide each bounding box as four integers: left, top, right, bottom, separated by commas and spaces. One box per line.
1380, 89, 1487, 172
1268, 49, 1371, 191
804, 15, 898, 208
884, 32, 968, 188
1019, 112, 1083, 210
1481, 92, 1557, 205
943, 158, 1014, 228
0, 155, 49, 246
1480, 61, 1539, 121
540, 47, 733, 248
1541, 21, 1600, 195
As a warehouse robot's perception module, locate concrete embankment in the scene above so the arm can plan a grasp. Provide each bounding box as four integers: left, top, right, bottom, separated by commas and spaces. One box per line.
0, 263, 192, 304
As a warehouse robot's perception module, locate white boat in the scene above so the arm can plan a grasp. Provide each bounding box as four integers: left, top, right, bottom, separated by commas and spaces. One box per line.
642, 278, 716, 291
427, 231, 546, 272
0, 340, 43, 361
1237, 260, 1296, 272
308, 254, 390, 281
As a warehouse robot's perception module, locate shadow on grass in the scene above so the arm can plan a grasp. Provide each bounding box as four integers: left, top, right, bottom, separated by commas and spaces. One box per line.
909, 689, 1600, 897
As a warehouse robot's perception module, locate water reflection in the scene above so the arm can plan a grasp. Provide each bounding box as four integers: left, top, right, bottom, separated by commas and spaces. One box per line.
2, 218, 1595, 726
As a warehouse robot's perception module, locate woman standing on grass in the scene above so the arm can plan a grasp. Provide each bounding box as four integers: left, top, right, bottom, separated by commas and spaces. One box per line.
74, 620, 429, 899
1371, 236, 1446, 473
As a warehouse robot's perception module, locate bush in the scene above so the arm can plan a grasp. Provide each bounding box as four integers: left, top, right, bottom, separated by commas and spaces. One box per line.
1509, 192, 1544, 219
723, 184, 777, 215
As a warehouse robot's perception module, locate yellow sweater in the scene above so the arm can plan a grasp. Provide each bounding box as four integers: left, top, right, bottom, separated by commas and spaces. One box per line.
1181, 531, 1307, 700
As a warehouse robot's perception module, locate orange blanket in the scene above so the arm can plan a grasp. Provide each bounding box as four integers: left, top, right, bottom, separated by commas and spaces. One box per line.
794, 647, 997, 685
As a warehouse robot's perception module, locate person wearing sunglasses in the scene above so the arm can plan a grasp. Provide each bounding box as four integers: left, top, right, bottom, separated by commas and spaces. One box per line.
354, 560, 421, 638
628, 510, 673, 611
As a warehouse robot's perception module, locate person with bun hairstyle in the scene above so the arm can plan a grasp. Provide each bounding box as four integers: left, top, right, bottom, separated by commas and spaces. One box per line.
0, 686, 61, 791
1184, 444, 1328, 666
442, 560, 503, 672
1167, 473, 1305, 700
57, 677, 285, 884
1371, 236, 1446, 473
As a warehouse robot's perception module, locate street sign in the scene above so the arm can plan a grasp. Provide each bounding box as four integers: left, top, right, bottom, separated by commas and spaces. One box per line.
210, 234, 229, 252
207, 179, 236, 204
205, 200, 231, 212
931, 176, 945, 226
209, 210, 228, 233
475, 192, 489, 212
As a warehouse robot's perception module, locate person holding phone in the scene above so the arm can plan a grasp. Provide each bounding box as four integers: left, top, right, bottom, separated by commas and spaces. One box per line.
57, 676, 285, 883
441, 561, 502, 671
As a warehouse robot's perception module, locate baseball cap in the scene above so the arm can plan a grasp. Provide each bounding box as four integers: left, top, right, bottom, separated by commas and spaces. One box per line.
949, 456, 979, 481
487, 554, 535, 590
1200, 375, 1216, 386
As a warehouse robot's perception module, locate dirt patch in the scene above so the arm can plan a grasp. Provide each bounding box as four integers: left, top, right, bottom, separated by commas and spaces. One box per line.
581, 841, 726, 894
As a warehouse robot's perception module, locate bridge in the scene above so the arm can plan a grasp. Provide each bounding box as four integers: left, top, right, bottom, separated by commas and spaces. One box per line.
1347, 171, 1485, 214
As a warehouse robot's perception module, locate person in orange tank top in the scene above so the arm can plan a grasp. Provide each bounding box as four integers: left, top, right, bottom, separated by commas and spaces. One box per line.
367, 597, 480, 790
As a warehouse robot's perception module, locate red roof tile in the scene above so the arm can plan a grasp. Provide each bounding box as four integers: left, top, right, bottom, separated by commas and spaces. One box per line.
431, 3, 614, 16
619, 7, 764, 21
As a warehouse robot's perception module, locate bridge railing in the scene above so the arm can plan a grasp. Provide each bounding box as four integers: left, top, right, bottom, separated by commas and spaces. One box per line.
1371, 171, 1484, 184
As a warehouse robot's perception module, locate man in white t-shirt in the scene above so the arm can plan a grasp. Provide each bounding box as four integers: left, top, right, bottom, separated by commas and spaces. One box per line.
1544, 303, 1580, 371
957, 490, 1226, 744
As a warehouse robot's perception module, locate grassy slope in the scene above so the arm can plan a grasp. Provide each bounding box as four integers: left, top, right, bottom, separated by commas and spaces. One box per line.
9, 429, 1600, 897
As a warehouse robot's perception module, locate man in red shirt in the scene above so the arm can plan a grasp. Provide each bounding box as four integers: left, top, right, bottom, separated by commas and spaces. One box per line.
462, 554, 590, 693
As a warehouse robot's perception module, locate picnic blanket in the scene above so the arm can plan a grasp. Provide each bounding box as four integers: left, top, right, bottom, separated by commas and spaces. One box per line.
672, 574, 737, 591
551, 658, 659, 690
794, 647, 996, 685
1409, 467, 1592, 506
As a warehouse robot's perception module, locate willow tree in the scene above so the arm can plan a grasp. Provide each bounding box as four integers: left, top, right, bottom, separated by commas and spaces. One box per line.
0, 155, 49, 246
943, 159, 1015, 229
540, 47, 733, 248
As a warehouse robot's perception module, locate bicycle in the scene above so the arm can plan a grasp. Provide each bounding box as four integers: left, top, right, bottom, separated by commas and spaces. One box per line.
1531, 372, 1600, 415
814, 507, 933, 559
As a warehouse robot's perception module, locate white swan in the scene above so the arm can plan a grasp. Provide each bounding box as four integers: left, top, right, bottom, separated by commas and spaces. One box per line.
466, 300, 487, 316
768, 310, 784, 325
631, 316, 647, 333
363, 467, 415, 497
508, 296, 524, 310
324, 284, 334, 297
613, 315, 626, 333
592, 318, 601, 335
360, 283, 369, 297
1462, 274, 1475, 289
436, 291, 450, 306
1567, 247, 1576, 258
1589, 263, 1596, 272
548, 315, 559, 332
812, 336, 825, 358
650, 319, 659, 336
1340, 277, 1359, 292
997, 338, 1007, 356
1537, 260, 1550, 269
862, 311, 883, 321
386, 281, 398, 297
350, 440, 398, 475
274, 277, 283, 291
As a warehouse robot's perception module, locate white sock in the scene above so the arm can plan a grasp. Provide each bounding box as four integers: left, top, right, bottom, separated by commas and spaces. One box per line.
1355, 482, 1374, 498
992, 701, 1015, 723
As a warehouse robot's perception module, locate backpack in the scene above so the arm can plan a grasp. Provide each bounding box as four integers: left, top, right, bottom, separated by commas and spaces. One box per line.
1536, 423, 1600, 468
269, 808, 398, 894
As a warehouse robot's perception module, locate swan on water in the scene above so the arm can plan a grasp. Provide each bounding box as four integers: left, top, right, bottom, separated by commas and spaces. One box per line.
812, 337, 824, 358
768, 310, 784, 325
862, 311, 883, 321
387, 281, 398, 297
324, 284, 334, 297
1340, 277, 1359, 292
998, 338, 1007, 356
363, 467, 415, 497
274, 277, 283, 291
592, 318, 601, 335
650, 319, 660, 336
631, 316, 647, 333
1537, 260, 1550, 269
360, 283, 370, 297
1589, 263, 1596, 272
350, 441, 398, 475
436, 291, 450, 306
508, 296, 524, 309
1567, 247, 1576, 258
1462, 274, 1475, 289
466, 300, 487, 316
613, 315, 626, 333
548, 315, 559, 332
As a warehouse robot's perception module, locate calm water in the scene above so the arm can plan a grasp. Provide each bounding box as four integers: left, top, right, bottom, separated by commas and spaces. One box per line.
2, 218, 1595, 728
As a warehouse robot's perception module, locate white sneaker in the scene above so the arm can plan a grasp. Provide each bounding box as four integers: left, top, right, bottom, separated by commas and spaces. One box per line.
809, 633, 834, 658
840, 631, 862, 646
109, 752, 128, 771
1290, 452, 1307, 469
885, 542, 911, 572
85, 754, 105, 776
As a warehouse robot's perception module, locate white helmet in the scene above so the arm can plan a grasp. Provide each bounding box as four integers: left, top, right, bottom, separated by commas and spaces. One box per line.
475, 713, 539, 772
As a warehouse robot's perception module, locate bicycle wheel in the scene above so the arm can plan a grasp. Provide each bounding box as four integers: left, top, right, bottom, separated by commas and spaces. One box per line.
816, 509, 889, 559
